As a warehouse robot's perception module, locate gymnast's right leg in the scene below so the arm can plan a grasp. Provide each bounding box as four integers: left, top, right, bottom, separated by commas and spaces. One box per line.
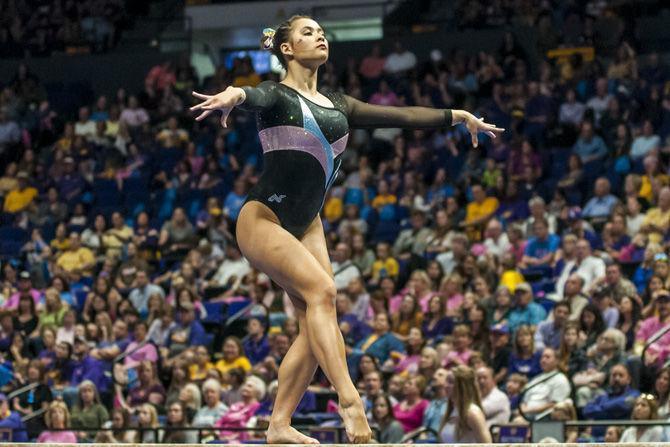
236, 202, 371, 443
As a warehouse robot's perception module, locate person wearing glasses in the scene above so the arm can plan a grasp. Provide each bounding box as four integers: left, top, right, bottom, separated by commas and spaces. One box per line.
620, 394, 664, 442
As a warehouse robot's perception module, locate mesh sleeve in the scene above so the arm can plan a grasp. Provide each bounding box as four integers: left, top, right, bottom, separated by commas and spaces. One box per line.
343, 94, 453, 129
238, 81, 278, 112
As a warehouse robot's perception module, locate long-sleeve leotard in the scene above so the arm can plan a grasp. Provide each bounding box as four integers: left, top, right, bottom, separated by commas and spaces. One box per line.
239, 80, 453, 239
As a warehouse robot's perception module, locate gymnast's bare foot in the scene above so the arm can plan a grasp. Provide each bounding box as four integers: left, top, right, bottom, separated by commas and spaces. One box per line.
339, 401, 372, 444
266, 423, 320, 444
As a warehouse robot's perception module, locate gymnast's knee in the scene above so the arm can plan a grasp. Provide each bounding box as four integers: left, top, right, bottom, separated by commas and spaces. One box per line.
303, 282, 337, 311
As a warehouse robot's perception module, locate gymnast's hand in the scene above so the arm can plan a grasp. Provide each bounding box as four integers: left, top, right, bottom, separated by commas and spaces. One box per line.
190, 86, 245, 127
453, 110, 505, 148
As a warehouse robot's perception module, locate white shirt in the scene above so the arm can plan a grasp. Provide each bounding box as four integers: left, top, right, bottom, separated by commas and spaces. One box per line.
555, 255, 606, 299
212, 257, 251, 288
481, 386, 511, 428
75, 120, 97, 137
620, 426, 664, 442
332, 260, 361, 290
522, 371, 571, 413
586, 94, 612, 124
484, 234, 511, 259
384, 51, 417, 74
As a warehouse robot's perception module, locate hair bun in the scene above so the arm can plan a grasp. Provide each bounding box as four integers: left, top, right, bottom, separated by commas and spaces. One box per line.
261, 28, 275, 50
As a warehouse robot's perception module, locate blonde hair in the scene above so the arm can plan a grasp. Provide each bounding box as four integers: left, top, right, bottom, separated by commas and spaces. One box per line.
45, 401, 70, 428
441, 365, 483, 439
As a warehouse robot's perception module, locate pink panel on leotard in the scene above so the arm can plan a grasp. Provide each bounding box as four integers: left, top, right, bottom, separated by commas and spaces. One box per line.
331, 132, 349, 156
258, 125, 329, 176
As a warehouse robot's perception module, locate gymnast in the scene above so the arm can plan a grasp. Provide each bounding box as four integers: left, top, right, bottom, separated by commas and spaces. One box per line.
190, 15, 504, 444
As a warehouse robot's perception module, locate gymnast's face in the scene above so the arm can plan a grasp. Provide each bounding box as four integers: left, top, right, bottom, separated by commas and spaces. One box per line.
282, 18, 329, 68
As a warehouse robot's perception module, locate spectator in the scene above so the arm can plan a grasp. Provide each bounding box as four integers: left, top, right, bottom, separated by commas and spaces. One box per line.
572, 121, 608, 164
372, 394, 404, 443
555, 239, 606, 297
392, 375, 429, 433
586, 77, 613, 125
631, 120, 661, 161
635, 290, 670, 368
243, 317, 270, 366
461, 183, 499, 241
215, 375, 264, 442
37, 401, 77, 443
619, 394, 664, 442
384, 41, 417, 75
393, 209, 433, 263
216, 336, 252, 374
163, 400, 197, 444
0, 393, 28, 442
475, 366, 510, 427
534, 301, 570, 352
70, 380, 109, 435
582, 363, 640, 420
332, 242, 362, 291
520, 218, 560, 269
519, 348, 571, 419
350, 312, 404, 367
508, 324, 542, 379
582, 178, 619, 219
3, 171, 37, 213
508, 283, 547, 332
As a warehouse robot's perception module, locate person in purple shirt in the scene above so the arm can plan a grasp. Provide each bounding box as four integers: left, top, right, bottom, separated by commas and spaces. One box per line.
57, 157, 86, 203
242, 317, 270, 365
167, 302, 206, 355
0, 394, 28, 442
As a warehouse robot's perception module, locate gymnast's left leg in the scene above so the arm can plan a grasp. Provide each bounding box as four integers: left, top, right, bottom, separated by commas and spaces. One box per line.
266, 305, 320, 444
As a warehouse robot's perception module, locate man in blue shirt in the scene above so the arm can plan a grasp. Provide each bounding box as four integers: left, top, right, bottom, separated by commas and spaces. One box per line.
583, 178, 619, 220
572, 121, 608, 164
243, 317, 270, 365
522, 218, 560, 268
582, 364, 639, 436
508, 282, 547, 332
534, 301, 569, 351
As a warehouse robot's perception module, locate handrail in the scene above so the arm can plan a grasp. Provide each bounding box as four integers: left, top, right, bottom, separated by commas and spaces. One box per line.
21, 407, 46, 423
7, 382, 39, 400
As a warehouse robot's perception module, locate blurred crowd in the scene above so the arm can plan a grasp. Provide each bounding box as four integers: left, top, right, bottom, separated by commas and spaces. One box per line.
0, 0, 128, 57
0, 0, 668, 444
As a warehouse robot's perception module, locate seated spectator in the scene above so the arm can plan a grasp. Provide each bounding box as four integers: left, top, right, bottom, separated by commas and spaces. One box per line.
631, 120, 661, 161
620, 394, 664, 442
508, 325, 542, 379
520, 218, 560, 269
159, 207, 196, 260
242, 317, 270, 366
476, 366, 511, 427
555, 239, 606, 297
574, 329, 628, 407
508, 283, 547, 332
134, 404, 161, 443
519, 348, 571, 420
162, 400, 197, 444
572, 121, 608, 164
372, 394, 404, 443
370, 242, 400, 285
442, 324, 474, 368
579, 303, 607, 348
461, 183, 499, 241
189, 345, 214, 381
483, 218, 511, 259
3, 171, 37, 213
55, 232, 96, 279
392, 375, 429, 433
116, 360, 165, 411
332, 242, 361, 291
128, 270, 164, 317
393, 209, 433, 263
0, 393, 28, 442
557, 321, 588, 378
582, 363, 640, 420
641, 186, 670, 243
635, 290, 670, 368
166, 302, 206, 355
350, 312, 404, 368
70, 380, 109, 436
534, 301, 570, 352
122, 322, 158, 370
486, 323, 511, 384
215, 375, 264, 442
216, 336, 252, 374
582, 178, 619, 220
422, 367, 448, 432
37, 401, 77, 443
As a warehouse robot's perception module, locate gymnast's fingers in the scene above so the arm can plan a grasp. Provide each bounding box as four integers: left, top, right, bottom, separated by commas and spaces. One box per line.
192, 91, 211, 100
190, 99, 211, 111
220, 108, 232, 128
485, 130, 497, 138
195, 110, 213, 121
471, 131, 478, 148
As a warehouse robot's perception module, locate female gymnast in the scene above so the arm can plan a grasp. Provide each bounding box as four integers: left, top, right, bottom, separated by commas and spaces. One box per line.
190, 15, 504, 444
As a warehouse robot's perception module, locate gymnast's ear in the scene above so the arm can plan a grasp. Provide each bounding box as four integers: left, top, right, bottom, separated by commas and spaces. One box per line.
280, 41, 294, 60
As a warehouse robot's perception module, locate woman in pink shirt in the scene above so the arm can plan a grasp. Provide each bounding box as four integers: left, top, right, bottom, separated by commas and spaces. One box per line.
216, 376, 264, 441
392, 376, 429, 432
439, 273, 464, 317
37, 401, 77, 443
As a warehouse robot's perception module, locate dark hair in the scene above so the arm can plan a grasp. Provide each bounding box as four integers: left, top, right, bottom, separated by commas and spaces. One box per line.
260, 15, 313, 69
372, 393, 397, 426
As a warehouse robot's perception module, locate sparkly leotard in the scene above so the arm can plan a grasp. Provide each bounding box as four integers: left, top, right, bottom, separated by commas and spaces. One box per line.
239, 81, 453, 239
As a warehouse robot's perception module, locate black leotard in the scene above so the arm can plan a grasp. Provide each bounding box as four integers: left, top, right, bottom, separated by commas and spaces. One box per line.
239, 81, 453, 239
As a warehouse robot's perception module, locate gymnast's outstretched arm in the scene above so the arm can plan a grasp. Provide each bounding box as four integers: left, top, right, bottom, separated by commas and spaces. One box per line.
343, 94, 504, 147
190, 81, 279, 126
